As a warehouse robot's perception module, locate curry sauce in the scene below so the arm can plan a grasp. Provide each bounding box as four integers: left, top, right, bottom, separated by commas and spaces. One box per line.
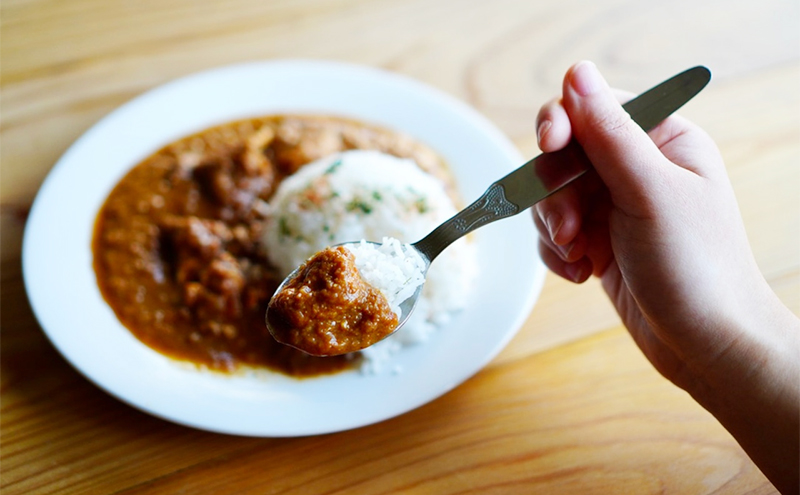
92, 115, 447, 376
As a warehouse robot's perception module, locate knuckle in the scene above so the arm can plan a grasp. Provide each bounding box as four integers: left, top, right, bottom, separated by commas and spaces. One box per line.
589, 108, 634, 136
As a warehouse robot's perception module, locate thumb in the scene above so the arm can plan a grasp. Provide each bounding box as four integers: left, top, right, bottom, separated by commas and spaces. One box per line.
562, 61, 671, 214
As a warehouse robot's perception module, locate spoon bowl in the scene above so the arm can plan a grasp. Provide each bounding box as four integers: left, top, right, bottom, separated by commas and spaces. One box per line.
266, 240, 430, 356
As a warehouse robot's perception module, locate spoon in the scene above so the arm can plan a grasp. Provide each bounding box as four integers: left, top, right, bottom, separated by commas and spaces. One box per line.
266, 65, 711, 355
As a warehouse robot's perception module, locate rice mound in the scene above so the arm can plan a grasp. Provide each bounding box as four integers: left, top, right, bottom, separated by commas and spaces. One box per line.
262, 150, 477, 372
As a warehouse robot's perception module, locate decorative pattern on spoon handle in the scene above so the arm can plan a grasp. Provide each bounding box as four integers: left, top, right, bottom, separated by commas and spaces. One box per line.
452, 184, 520, 232
413, 183, 519, 263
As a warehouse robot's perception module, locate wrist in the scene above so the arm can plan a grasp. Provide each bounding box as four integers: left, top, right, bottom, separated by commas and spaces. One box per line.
685, 286, 799, 493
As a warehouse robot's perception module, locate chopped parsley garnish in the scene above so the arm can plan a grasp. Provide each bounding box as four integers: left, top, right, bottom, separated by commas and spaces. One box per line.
346, 199, 373, 214
279, 217, 291, 237
324, 158, 343, 175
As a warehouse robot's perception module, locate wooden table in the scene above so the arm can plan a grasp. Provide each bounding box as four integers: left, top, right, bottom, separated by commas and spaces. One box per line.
2, 0, 797, 493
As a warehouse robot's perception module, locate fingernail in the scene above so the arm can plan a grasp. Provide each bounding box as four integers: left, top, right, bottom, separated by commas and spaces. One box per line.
537, 119, 552, 146
558, 241, 573, 260
545, 212, 563, 241
569, 61, 607, 97
565, 262, 588, 283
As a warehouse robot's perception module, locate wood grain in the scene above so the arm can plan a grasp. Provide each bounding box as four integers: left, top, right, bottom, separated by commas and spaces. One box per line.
1, 0, 797, 493
0, 255, 775, 494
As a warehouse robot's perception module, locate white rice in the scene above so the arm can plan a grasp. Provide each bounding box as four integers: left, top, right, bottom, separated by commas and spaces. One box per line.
344, 237, 427, 319
262, 150, 477, 373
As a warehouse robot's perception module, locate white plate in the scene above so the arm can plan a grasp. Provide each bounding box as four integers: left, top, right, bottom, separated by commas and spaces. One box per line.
22, 60, 546, 436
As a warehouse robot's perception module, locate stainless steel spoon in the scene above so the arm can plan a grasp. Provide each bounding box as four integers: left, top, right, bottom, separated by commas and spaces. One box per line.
267, 66, 711, 355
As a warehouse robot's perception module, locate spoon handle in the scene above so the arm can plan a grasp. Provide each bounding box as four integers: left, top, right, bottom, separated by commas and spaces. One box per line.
413, 66, 711, 263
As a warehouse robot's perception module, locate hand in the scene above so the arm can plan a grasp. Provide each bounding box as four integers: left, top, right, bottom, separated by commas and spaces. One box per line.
533, 61, 799, 493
